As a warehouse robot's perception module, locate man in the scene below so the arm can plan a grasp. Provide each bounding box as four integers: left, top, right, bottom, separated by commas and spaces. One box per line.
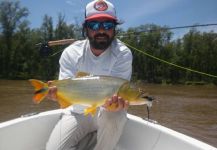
46, 0, 132, 149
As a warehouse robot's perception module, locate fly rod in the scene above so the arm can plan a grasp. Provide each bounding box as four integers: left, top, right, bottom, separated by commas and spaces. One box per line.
36, 39, 76, 57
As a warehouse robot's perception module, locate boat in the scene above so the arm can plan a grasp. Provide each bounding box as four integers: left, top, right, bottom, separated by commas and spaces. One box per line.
0, 109, 216, 150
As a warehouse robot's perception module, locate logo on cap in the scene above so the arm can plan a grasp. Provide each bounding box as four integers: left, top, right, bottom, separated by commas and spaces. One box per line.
94, 0, 108, 11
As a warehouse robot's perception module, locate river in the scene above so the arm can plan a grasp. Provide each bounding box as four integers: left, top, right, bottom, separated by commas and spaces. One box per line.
0, 80, 216, 147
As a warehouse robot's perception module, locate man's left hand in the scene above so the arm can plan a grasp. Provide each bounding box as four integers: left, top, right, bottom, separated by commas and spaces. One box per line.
103, 95, 129, 112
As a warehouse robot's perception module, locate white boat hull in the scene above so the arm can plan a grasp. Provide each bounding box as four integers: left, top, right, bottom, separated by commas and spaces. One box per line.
0, 109, 216, 150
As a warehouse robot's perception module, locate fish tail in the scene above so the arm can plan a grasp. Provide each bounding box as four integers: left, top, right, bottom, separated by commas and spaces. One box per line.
29, 79, 49, 104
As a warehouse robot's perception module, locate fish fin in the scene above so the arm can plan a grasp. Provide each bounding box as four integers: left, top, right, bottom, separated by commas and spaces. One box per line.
117, 82, 130, 94
84, 105, 97, 116
29, 79, 46, 90
75, 71, 91, 78
29, 79, 48, 103
33, 92, 48, 104
56, 92, 72, 108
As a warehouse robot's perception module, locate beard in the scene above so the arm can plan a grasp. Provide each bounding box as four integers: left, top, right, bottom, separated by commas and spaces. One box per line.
87, 32, 114, 50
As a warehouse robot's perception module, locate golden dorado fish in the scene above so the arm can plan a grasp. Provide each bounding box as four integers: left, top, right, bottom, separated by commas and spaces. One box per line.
29, 73, 151, 115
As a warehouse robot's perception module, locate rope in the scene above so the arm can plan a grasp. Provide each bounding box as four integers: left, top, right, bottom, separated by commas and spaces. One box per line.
122, 41, 217, 79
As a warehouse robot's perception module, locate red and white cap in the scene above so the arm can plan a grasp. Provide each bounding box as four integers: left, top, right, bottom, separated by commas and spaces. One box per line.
85, 0, 121, 23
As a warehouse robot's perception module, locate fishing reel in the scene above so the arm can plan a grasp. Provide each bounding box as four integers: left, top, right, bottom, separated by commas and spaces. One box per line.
39, 42, 52, 57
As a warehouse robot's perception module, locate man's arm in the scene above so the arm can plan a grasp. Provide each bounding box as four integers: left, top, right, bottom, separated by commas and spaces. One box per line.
105, 47, 133, 111
59, 49, 77, 80
111, 49, 133, 81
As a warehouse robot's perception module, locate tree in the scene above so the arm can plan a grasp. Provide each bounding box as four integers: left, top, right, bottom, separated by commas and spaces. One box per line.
40, 15, 53, 41
0, 0, 29, 77
55, 13, 75, 39
121, 24, 173, 83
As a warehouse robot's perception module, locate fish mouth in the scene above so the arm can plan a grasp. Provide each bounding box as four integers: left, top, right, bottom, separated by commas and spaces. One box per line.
138, 90, 155, 101
142, 96, 155, 101
130, 94, 155, 105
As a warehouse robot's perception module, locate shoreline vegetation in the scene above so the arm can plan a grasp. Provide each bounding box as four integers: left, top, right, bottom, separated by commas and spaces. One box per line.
1, 1, 217, 85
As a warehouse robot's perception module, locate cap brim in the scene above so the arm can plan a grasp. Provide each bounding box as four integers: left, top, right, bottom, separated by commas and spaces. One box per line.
85, 14, 117, 21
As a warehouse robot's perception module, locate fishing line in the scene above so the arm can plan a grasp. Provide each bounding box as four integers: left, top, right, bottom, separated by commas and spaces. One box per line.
48, 40, 217, 79
122, 41, 217, 79
44, 22, 217, 79
49, 49, 64, 57
116, 23, 217, 38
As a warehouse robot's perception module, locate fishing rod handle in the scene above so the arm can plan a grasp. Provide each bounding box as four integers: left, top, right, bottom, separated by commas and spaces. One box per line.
48, 39, 76, 46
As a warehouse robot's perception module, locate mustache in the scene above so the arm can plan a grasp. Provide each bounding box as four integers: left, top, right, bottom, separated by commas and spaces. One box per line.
94, 33, 109, 39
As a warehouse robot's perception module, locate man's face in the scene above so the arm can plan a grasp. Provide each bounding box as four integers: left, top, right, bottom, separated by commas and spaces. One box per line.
85, 18, 116, 50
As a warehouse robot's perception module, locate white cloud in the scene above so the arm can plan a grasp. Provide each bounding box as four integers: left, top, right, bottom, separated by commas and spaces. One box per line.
171, 24, 217, 40
65, 0, 84, 7
172, 29, 189, 40
199, 25, 217, 33
65, 0, 76, 6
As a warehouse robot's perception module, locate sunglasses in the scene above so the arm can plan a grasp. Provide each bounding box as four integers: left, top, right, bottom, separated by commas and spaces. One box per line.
86, 21, 116, 31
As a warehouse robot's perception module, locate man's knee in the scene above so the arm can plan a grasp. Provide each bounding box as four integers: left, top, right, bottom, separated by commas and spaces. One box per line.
98, 109, 127, 130
46, 113, 96, 150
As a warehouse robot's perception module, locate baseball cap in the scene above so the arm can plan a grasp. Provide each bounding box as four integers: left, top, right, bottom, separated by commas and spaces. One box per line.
85, 0, 122, 24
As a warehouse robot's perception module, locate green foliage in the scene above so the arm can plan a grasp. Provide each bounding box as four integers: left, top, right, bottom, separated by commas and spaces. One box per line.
0, 1, 78, 80
0, 0, 29, 77
121, 25, 217, 84
0, 1, 217, 84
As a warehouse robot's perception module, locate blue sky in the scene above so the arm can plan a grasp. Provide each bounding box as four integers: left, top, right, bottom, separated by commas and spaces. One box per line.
19, 0, 217, 38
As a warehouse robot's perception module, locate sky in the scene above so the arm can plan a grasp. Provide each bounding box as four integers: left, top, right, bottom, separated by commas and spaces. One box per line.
16, 0, 217, 38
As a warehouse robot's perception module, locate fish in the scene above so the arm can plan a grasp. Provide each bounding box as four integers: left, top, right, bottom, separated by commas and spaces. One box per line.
29, 72, 152, 116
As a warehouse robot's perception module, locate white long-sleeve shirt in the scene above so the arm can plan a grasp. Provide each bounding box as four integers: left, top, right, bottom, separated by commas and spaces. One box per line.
59, 38, 132, 81
58, 38, 133, 113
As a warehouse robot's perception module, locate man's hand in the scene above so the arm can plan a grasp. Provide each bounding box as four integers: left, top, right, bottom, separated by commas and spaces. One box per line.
46, 81, 57, 101
103, 95, 129, 112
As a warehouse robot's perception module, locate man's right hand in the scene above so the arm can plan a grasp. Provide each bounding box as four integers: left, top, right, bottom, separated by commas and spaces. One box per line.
46, 81, 57, 101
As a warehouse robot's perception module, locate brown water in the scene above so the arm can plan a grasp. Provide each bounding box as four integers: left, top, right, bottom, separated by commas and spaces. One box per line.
0, 80, 217, 147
